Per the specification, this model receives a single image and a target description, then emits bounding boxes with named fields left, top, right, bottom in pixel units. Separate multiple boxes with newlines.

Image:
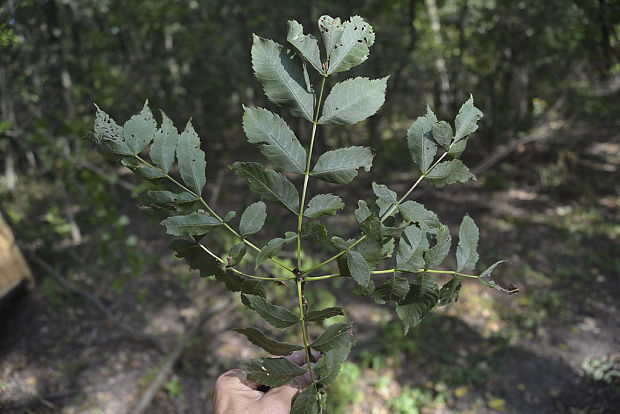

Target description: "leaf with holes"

left=150, top=111, right=178, bottom=172
left=324, top=16, right=375, bottom=75
left=122, top=101, right=156, bottom=155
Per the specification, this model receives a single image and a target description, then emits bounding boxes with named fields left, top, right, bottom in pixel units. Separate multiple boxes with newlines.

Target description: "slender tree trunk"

left=425, top=0, right=451, bottom=116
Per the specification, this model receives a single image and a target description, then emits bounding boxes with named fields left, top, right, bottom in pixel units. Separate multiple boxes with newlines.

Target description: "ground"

left=0, top=122, right=618, bottom=413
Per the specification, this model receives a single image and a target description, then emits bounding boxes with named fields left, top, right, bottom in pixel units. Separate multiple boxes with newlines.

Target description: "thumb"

left=260, top=384, right=301, bottom=412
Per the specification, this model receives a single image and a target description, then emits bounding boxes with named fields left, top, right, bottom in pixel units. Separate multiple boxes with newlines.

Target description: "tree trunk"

left=425, top=0, right=451, bottom=116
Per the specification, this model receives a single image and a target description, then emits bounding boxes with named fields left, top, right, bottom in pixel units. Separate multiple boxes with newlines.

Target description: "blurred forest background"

left=0, top=0, right=619, bottom=413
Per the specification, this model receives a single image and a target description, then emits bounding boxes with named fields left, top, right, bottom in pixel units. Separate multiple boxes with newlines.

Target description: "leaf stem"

left=297, top=279, right=318, bottom=392
left=134, top=154, right=294, bottom=273
left=297, top=75, right=328, bottom=270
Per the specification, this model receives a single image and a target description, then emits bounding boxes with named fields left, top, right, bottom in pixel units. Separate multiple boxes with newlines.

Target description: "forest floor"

left=0, top=122, right=618, bottom=414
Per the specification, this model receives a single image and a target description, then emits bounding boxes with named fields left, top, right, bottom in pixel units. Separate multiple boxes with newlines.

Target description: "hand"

left=213, top=350, right=315, bottom=414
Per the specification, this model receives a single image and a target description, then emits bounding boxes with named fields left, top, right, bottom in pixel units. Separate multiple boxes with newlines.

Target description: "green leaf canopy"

left=311, top=146, right=373, bottom=184
left=319, top=76, right=388, bottom=126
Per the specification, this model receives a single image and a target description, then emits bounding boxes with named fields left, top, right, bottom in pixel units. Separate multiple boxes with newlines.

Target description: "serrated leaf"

left=424, top=225, right=451, bottom=268
left=374, top=274, right=410, bottom=303
left=255, top=237, right=285, bottom=269
left=239, top=279, right=267, bottom=298
left=223, top=211, right=236, bottom=222
left=284, top=231, right=298, bottom=244
left=396, top=225, right=429, bottom=272
left=310, top=322, right=354, bottom=353
left=161, top=212, right=221, bottom=236
left=150, top=111, right=178, bottom=172
left=454, top=95, right=483, bottom=142
left=456, top=215, right=479, bottom=272
left=306, top=307, right=344, bottom=322
left=230, top=162, right=299, bottom=213
left=93, top=104, right=132, bottom=155
left=304, top=194, right=344, bottom=219
left=356, top=237, right=392, bottom=268
left=407, top=106, right=438, bottom=173
left=120, top=157, right=166, bottom=180
left=234, top=327, right=303, bottom=356
left=228, top=243, right=246, bottom=267
left=478, top=260, right=518, bottom=294
left=241, top=357, right=307, bottom=388
left=177, top=120, right=206, bottom=195
left=426, top=159, right=475, bottom=188
left=239, top=201, right=267, bottom=237
left=251, top=34, right=314, bottom=122
left=144, top=190, right=198, bottom=205
left=439, top=276, right=462, bottom=306
left=170, top=239, right=224, bottom=278
left=122, top=101, right=157, bottom=155
left=372, top=182, right=397, bottom=218
left=315, top=345, right=351, bottom=385
left=398, top=201, right=442, bottom=234
left=319, top=76, right=388, bottom=126
left=311, top=146, right=373, bottom=184
left=432, top=120, right=453, bottom=149
left=325, top=16, right=375, bottom=75
left=346, top=251, right=371, bottom=287
left=360, top=214, right=382, bottom=240
left=244, top=294, right=299, bottom=328
left=242, top=106, right=306, bottom=174
left=331, top=236, right=354, bottom=251
left=318, top=16, right=344, bottom=61
left=447, top=138, right=468, bottom=159
left=301, top=221, right=328, bottom=242
left=396, top=273, right=439, bottom=334
left=287, top=20, right=323, bottom=74
left=290, top=385, right=319, bottom=414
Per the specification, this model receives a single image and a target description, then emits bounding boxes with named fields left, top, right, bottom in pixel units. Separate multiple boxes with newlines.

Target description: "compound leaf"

left=239, top=201, right=267, bottom=237
left=407, top=106, right=438, bottom=173
left=319, top=77, right=388, bottom=126
left=310, top=322, right=354, bottom=353
left=241, top=357, right=307, bottom=388
left=234, top=327, right=303, bottom=355
left=122, top=101, right=157, bottom=155
left=177, top=120, right=206, bottom=195
left=242, top=106, right=306, bottom=174
left=161, top=212, right=221, bottom=237
left=311, top=146, right=373, bottom=184
left=251, top=34, right=314, bottom=122
left=255, top=237, right=285, bottom=269
left=287, top=20, right=323, bottom=74
left=324, top=16, right=375, bottom=75
left=396, top=273, right=439, bottom=334
left=150, top=111, right=178, bottom=172
left=396, top=225, right=429, bottom=273
left=304, top=194, right=344, bottom=219
left=426, top=159, right=475, bottom=188
left=230, top=162, right=299, bottom=213
left=244, top=294, right=299, bottom=328
left=456, top=215, right=479, bottom=272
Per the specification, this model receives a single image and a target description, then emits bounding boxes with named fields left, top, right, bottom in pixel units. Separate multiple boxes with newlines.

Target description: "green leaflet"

left=122, top=101, right=157, bottom=155
left=346, top=251, right=371, bottom=287
left=324, top=16, right=375, bottom=75
left=287, top=20, right=323, bottom=74
left=241, top=357, right=307, bottom=388
left=398, top=201, right=441, bottom=234
left=318, top=15, right=344, bottom=62
left=319, top=76, right=388, bottom=126
left=478, top=260, right=517, bottom=294
left=290, top=386, right=319, bottom=414
left=301, top=221, right=328, bottom=242
left=170, top=239, right=224, bottom=278
left=354, top=200, right=372, bottom=224
left=284, top=231, right=298, bottom=244
left=177, top=120, right=207, bottom=195
left=121, top=157, right=166, bottom=180
left=228, top=243, right=246, bottom=267
left=223, top=210, right=236, bottom=222
left=230, top=162, right=299, bottom=213
left=242, top=106, right=306, bottom=174
left=426, top=159, right=475, bottom=188
left=396, top=273, right=439, bottom=334
left=161, top=212, right=221, bottom=237
left=407, top=106, right=438, bottom=173
left=233, top=327, right=303, bottom=355
left=374, top=274, right=410, bottom=304
left=251, top=34, right=314, bottom=122
left=454, top=95, right=483, bottom=142
left=244, top=294, right=299, bottom=328
left=424, top=224, right=452, bottom=268
left=310, top=322, right=354, bottom=353
left=304, top=194, right=345, bottom=219
left=372, top=182, right=397, bottom=218
left=144, top=190, right=197, bottom=206
left=314, top=345, right=352, bottom=385
left=396, top=225, right=429, bottom=273
left=456, top=215, right=479, bottom=272
left=93, top=104, right=132, bottom=155
left=239, top=201, right=267, bottom=237
left=306, top=306, right=344, bottom=322
left=150, top=111, right=178, bottom=173
left=255, top=237, right=285, bottom=269
left=360, top=214, right=382, bottom=240
left=311, top=146, right=373, bottom=184
left=431, top=120, right=453, bottom=149
left=439, top=276, right=462, bottom=306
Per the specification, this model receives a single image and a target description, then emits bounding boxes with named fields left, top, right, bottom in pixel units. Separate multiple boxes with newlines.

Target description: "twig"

left=130, top=299, right=234, bottom=414
left=24, top=250, right=167, bottom=353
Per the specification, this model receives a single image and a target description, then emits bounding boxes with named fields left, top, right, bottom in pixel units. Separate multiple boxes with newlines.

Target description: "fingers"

left=285, top=349, right=321, bottom=365
left=215, top=369, right=260, bottom=391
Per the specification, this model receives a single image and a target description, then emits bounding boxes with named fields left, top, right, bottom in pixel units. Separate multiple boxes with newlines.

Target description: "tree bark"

left=425, top=0, right=451, bottom=116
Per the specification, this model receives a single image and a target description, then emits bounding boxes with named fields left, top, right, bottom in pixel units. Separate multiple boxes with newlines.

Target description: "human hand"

left=213, top=350, right=316, bottom=414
